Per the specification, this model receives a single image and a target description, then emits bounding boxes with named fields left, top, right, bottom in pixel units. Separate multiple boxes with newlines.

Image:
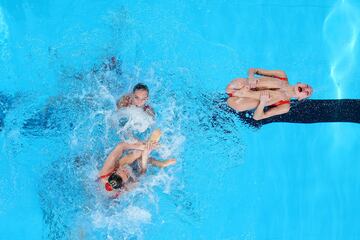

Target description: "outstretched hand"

left=260, top=91, right=271, bottom=104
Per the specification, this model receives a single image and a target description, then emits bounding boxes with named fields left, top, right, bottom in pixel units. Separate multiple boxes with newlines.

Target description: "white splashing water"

left=91, top=206, right=152, bottom=229
left=113, top=106, right=155, bottom=135
left=65, top=63, right=185, bottom=239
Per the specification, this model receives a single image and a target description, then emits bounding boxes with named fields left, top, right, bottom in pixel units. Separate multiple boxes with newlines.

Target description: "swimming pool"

left=1, top=0, right=360, bottom=239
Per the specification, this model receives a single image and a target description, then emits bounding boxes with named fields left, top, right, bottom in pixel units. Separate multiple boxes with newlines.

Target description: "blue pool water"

left=1, top=0, right=360, bottom=239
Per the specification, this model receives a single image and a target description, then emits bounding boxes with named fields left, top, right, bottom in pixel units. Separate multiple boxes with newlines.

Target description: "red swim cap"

left=105, top=182, right=113, bottom=191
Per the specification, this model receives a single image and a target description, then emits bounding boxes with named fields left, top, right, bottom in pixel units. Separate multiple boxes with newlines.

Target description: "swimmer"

left=98, top=130, right=176, bottom=198
left=226, top=68, right=313, bottom=120
left=117, top=83, right=155, bottom=119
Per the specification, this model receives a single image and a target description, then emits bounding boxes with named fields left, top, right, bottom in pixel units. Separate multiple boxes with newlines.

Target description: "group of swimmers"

left=98, top=84, right=176, bottom=198
left=98, top=68, right=313, bottom=197
left=226, top=68, right=312, bottom=120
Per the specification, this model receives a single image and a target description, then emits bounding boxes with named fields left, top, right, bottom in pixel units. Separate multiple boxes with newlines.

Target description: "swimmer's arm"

left=253, top=103, right=290, bottom=121
left=149, top=158, right=176, bottom=168
left=145, top=106, right=156, bottom=119
left=248, top=68, right=287, bottom=79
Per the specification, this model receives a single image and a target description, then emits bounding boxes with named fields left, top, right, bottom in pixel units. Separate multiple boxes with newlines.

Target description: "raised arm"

left=253, top=92, right=290, bottom=120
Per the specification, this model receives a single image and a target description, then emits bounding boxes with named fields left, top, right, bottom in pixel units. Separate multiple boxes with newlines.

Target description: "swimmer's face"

left=295, top=83, right=313, bottom=100
left=132, top=89, right=149, bottom=107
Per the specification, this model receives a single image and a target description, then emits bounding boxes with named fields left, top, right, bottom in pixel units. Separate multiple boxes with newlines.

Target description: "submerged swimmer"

left=226, top=68, right=313, bottom=120
left=97, top=130, right=176, bottom=198
left=117, top=83, right=155, bottom=119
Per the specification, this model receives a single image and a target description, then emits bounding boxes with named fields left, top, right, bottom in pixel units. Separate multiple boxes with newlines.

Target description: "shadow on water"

left=210, top=94, right=360, bottom=129
left=39, top=156, right=88, bottom=240
left=0, top=93, right=12, bottom=131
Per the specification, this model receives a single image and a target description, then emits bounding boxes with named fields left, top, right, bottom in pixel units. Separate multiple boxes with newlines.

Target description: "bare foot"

left=164, top=158, right=176, bottom=167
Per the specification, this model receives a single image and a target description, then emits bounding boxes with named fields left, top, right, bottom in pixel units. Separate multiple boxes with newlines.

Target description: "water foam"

left=114, top=106, right=155, bottom=135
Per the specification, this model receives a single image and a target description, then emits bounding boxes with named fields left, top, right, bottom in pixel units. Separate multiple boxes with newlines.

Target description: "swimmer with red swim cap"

left=226, top=68, right=313, bottom=120
left=97, top=129, right=176, bottom=198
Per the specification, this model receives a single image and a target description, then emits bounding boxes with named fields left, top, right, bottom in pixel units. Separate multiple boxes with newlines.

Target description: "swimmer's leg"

left=251, top=68, right=287, bottom=78
left=226, top=78, right=248, bottom=94
left=227, top=97, right=259, bottom=112
left=149, top=158, right=176, bottom=168
left=119, top=150, right=142, bottom=166
left=139, top=131, right=162, bottom=173
left=99, top=142, right=128, bottom=176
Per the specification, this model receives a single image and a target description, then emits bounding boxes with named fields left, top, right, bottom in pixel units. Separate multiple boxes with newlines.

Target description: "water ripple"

left=0, top=7, right=10, bottom=60
left=323, top=0, right=360, bottom=98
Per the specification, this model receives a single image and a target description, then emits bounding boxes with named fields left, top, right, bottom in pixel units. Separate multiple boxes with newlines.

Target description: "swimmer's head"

left=295, top=83, right=313, bottom=100
left=105, top=173, right=123, bottom=191
left=132, top=83, right=149, bottom=107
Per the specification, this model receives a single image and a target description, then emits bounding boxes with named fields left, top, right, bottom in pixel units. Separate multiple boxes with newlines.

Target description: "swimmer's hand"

left=247, top=78, right=258, bottom=89
left=259, top=91, right=271, bottom=104
left=145, top=141, right=159, bottom=152
left=248, top=68, right=256, bottom=79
